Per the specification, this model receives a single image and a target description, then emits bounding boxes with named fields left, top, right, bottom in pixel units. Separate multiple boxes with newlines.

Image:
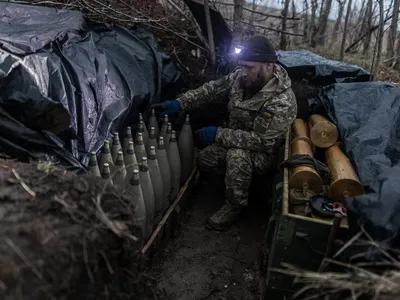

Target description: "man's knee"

left=197, top=145, right=226, bottom=172
left=226, top=148, right=252, bottom=170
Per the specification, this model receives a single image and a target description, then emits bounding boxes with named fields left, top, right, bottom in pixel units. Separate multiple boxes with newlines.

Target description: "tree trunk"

left=280, top=0, right=291, bottom=50
left=332, top=0, right=345, bottom=44
left=250, top=0, right=257, bottom=25
left=362, top=0, right=373, bottom=55
left=347, top=0, right=361, bottom=48
left=371, top=0, right=385, bottom=80
left=203, top=0, right=216, bottom=66
left=232, top=0, right=243, bottom=49
left=315, top=0, right=333, bottom=46
left=309, top=0, right=318, bottom=46
left=394, top=36, right=400, bottom=69
left=291, top=0, right=299, bottom=45
left=346, top=13, right=393, bottom=53
left=387, top=0, right=400, bottom=63
left=340, top=0, right=352, bottom=60
left=303, top=0, right=309, bottom=42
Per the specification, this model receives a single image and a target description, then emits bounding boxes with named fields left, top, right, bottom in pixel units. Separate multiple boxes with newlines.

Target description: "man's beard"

left=243, top=69, right=269, bottom=98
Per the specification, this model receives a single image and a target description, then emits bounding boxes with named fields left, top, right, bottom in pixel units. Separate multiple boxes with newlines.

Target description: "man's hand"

left=151, top=100, right=181, bottom=115
left=195, top=126, right=217, bottom=146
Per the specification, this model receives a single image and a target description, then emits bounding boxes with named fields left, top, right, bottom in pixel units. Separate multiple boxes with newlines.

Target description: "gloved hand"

left=195, top=126, right=217, bottom=146
left=151, top=100, right=181, bottom=115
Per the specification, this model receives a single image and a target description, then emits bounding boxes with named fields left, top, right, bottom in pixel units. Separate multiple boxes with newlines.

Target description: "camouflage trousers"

left=197, top=144, right=273, bottom=207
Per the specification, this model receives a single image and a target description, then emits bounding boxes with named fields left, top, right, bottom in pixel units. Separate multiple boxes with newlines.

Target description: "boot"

left=206, top=201, right=242, bottom=231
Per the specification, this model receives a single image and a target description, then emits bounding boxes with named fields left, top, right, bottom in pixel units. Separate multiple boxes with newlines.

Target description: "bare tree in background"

left=315, top=0, right=333, bottom=46
left=362, top=0, right=373, bottom=55
left=387, top=0, right=400, bottom=64
left=232, top=0, right=244, bottom=48
left=204, top=0, right=216, bottom=66
left=280, top=0, right=291, bottom=49
left=291, top=0, right=300, bottom=44
left=309, top=0, right=318, bottom=45
left=340, top=0, right=352, bottom=60
left=371, top=0, right=385, bottom=80
left=250, top=0, right=257, bottom=25
left=303, top=0, right=309, bottom=42
left=395, top=35, right=400, bottom=69
left=331, top=0, right=346, bottom=44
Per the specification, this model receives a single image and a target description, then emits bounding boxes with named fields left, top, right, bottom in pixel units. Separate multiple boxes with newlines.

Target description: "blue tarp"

left=314, top=81, right=400, bottom=246
left=277, top=49, right=371, bottom=84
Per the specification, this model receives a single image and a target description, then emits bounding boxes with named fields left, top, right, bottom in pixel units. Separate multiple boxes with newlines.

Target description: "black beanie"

left=237, top=35, right=277, bottom=63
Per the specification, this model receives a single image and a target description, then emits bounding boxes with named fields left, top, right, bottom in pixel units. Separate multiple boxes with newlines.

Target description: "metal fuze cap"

left=237, top=35, right=277, bottom=63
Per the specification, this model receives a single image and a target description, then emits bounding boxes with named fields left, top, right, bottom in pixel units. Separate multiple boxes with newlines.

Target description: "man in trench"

left=153, top=35, right=297, bottom=231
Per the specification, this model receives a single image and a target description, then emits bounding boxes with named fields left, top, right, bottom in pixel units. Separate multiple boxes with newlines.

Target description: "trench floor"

left=151, top=183, right=269, bottom=300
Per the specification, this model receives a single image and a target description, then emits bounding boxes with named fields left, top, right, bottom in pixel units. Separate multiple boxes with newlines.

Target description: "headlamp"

left=234, top=47, right=242, bottom=54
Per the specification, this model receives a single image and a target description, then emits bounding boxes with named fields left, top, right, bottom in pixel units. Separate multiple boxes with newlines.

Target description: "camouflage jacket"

left=177, top=64, right=297, bottom=152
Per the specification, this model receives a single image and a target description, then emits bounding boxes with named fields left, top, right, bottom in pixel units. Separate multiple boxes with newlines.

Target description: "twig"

left=214, top=1, right=300, bottom=19
left=173, top=48, right=193, bottom=74
left=82, top=234, right=95, bottom=283
left=5, top=237, right=44, bottom=281
left=141, top=167, right=198, bottom=254
left=92, top=180, right=138, bottom=242
left=226, top=18, right=304, bottom=36
left=12, top=168, right=36, bottom=198
left=7, top=0, right=80, bottom=8
left=164, top=0, right=210, bottom=50
left=100, top=250, right=115, bottom=275
left=146, top=23, right=208, bottom=51
left=333, top=231, right=363, bottom=258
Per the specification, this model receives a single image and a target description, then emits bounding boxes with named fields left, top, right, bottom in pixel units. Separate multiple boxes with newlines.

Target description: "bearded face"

left=238, top=60, right=274, bottom=95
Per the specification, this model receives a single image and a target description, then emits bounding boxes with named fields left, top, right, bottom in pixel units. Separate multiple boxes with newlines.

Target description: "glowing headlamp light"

left=234, top=47, right=242, bottom=54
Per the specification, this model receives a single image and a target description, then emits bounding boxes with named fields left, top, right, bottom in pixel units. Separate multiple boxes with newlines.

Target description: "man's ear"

left=266, top=62, right=274, bottom=72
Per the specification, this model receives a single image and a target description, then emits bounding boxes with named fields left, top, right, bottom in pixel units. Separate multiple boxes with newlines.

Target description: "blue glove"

left=151, top=100, right=181, bottom=115
left=195, top=126, right=217, bottom=145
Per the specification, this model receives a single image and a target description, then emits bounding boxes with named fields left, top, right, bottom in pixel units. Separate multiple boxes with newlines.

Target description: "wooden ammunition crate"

left=259, top=131, right=350, bottom=300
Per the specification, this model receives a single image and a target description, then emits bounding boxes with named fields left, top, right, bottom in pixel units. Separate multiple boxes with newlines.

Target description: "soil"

left=0, top=160, right=157, bottom=300
left=152, top=182, right=269, bottom=300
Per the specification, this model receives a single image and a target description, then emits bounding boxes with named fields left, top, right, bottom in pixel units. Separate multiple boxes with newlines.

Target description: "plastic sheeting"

left=277, top=49, right=371, bottom=85
left=347, top=163, right=400, bottom=248
left=0, top=3, right=181, bottom=169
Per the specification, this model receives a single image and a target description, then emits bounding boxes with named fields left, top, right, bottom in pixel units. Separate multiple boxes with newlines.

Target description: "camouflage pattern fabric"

left=178, top=64, right=297, bottom=207
left=197, top=144, right=274, bottom=206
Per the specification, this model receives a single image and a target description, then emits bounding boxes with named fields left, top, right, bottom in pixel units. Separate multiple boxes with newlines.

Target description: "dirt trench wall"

left=0, top=161, right=159, bottom=300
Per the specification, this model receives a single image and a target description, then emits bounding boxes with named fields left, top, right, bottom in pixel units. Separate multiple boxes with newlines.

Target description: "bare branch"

left=239, top=19, right=304, bottom=37
left=214, top=1, right=300, bottom=20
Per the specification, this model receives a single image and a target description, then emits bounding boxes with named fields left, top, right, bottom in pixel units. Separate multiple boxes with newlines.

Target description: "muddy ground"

left=151, top=180, right=271, bottom=300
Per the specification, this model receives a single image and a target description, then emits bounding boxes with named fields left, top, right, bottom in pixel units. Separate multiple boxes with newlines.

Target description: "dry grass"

left=271, top=230, right=400, bottom=300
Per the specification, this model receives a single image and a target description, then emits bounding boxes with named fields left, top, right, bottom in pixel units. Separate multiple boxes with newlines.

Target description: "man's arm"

left=215, top=90, right=297, bottom=152
left=177, top=70, right=239, bottom=111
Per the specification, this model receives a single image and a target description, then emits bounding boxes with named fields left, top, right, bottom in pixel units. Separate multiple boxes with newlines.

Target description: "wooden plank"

left=141, top=166, right=199, bottom=255
left=283, top=130, right=290, bottom=216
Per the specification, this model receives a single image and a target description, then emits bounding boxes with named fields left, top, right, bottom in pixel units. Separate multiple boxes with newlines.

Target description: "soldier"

left=152, top=35, right=297, bottom=231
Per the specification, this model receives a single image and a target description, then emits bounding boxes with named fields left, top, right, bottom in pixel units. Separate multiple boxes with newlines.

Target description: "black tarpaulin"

left=0, top=3, right=181, bottom=169
left=183, top=0, right=232, bottom=53
left=347, top=162, right=400, bottom=248
left=277, top=49, right=371, bottom=85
